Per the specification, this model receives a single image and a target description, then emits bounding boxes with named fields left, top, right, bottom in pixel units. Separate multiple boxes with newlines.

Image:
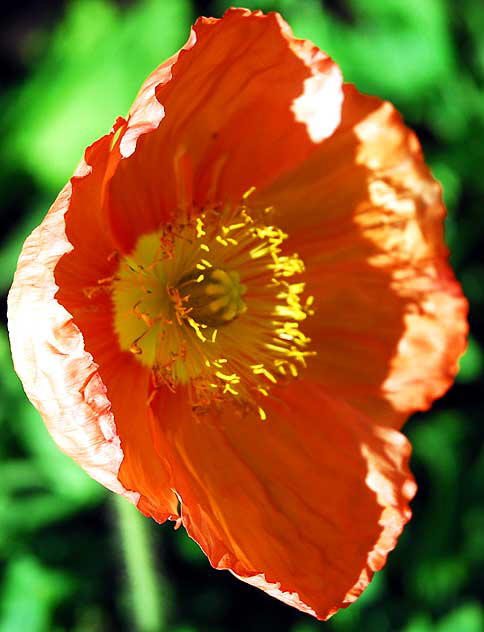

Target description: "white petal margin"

left=7, top=166, right=139, bottom=506
left=231, top=571, right=318, bottom=617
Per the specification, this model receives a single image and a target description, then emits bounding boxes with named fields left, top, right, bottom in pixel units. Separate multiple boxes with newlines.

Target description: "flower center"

left=177, top=267, right=247, bottom=327
left=105, top=201, right=314, bottom=417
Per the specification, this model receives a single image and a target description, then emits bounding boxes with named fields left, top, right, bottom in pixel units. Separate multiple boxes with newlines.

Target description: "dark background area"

left=1, top=1, right=483, bottom=631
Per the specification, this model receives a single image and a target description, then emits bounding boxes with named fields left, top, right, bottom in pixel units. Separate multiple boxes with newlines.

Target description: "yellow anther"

left=249, top=244, right=270, bottom=259
left=111, top=199, right=314, bottom=411
left=242, top=186, right=256, bottom=199
left=215, top=371, right=240, bottom=383
left=195, top=217, right=206, bottom=238
left=187, top=317, right=207, bottom=342
left=251, top=365, right=277, bottom=383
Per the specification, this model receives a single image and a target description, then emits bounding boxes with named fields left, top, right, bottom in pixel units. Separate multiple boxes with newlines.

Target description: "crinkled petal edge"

left=7, top=127, right=139, bottom=506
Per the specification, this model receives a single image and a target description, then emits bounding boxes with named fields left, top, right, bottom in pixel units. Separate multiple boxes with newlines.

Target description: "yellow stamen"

left=196, top=217, right=206, bottom=238
left=258, top=406, right=267, bottom=421
left=106, top=199, right=315, bottom=415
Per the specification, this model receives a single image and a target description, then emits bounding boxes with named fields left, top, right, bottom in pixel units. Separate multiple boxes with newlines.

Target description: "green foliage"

left=291, top=622, right=319, bottom=632
left=114, top=496, right=169, bottom=632
left=249, top=0, right=456, bottom=107
left=0, top=556, right=72, bottom=632
left=457, top=336, right=484, bottom=383
left=4, top=0, right=192, bottom=191
left=437, top=603, right=484, bottom=632
left=0, top=328, right=103, bottom=519
left=174, top=530, right=206, bottom=565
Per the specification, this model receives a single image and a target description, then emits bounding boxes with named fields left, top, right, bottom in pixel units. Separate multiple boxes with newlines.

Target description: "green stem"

left=114, top=494, right=167, bottom=632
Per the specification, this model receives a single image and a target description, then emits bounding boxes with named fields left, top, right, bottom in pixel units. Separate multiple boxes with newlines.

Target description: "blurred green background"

left=1, top=0, right=483, bottom=630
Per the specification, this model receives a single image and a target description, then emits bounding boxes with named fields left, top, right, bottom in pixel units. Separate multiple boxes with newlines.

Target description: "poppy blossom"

left=8, top=8, right=467, bottom=620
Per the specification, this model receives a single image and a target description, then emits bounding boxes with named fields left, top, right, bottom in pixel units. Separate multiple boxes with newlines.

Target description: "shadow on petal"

left=253, top=85, right=467, bottom=428
left=149, top=381, right=415, bottom=620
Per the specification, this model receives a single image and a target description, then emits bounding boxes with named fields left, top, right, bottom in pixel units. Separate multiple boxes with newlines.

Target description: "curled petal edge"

left=222, top=427, right=415, bottom=619
left=165, top=386, right=416, bottom=621
left=7, top=132, right=138, bottom=506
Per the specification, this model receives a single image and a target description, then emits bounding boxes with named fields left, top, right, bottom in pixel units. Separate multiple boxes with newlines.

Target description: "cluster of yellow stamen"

left=101, top=197, right=314, bottom=418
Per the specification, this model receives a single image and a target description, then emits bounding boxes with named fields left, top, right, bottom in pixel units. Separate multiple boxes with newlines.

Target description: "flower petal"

left=105, top=8, right=343, bottom=251
left=253, top=85, right=467, bottom=427
left=92, top=353, right=178, bottom=523
left=8, top=124, right=178, bottom=522
left=151, top=381, right=415, bottom=619
left=7, top=130, right=137, bottom=504
left=119, top=49, right=186, bottom=158
left=56, top=170, right=178, bottom=523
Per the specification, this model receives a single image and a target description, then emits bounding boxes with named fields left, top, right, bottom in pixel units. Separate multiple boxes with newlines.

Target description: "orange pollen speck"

left=107, top=201, right=315, bottom=414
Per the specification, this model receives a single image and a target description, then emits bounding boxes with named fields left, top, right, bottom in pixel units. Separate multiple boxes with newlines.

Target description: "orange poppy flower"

left=8, top=8, right=467, bottom=620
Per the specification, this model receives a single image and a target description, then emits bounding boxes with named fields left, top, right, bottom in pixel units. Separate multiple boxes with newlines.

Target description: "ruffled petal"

left=119, top=49, right=185, bottom=158
left=105, top=8, right=343, bottom=251
left=253, top=85, right=467, bottom=427
left=7, top=131, right=137, bottom=504
left=151, top=381, right=415, bottom=620
left=9, top=123, right=178, bottom=522
left=91, top=353, right=178, bottom=523
left=55, top=151, right=178, bottom=523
